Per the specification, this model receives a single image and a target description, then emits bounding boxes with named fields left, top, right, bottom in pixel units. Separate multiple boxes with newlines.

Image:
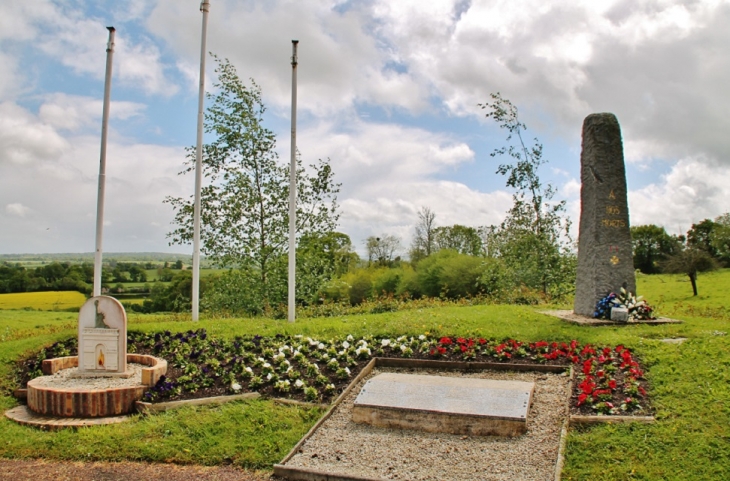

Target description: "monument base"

left=352, top=373, right=534, bottom=437
left=70, top=369, right=134, bottom=379
left=540, top=309, right=682, bottom=326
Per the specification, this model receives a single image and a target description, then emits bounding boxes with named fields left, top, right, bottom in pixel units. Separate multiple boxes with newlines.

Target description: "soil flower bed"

left=15, top=330, right=650, bottom=416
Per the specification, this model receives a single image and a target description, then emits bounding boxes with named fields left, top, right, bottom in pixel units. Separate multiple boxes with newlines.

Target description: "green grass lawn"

left=143, top=267, right=219, bottom=281
left=0, top=271, right=728, bottom=479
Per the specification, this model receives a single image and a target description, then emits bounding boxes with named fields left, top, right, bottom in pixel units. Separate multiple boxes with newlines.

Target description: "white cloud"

left=39, top=93, right=145, bottom=132
left=147, top=0, right=428, bottom=115
left=0, top=102, right=69, bottom=165
left=297, top=118, right=510, bottom=249
left=0, top=101, right=189, bottom=252
left=629, top=157, right=730, bottom=235
left=0, top=1, right=56, bottom=42
left=115, top=36, right=180, bottom=97
left=367, top=0, right=730, bottom=167
left=5, top=203, right=31, bottom=217
left=5, top=2, right=181, bottom=97
left=111, top=0, right=152, bottom=23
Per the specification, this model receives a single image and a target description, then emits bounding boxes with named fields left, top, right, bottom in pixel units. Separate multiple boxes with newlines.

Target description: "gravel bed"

left=284, top=367, right=570, bottom=481
left=30, top=364, right=144, bottom=390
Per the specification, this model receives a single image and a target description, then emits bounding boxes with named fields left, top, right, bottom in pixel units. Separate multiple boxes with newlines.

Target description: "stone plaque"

left=77, top=296, right=127, bottom=375
left=352, top=373, right=534, bottom=436
left=574, top=113, right=636, bottom=317
left=610, top=306, right=629, bottom=323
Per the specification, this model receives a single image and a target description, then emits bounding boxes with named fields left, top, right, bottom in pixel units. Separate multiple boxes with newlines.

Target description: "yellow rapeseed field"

left=0, top=291, right=87, bottom=311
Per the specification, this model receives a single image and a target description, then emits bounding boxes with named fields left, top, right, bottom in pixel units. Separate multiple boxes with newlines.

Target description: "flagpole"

left=287, top=40, right=299, bottom=323
left=192, top=0, right=210, bottom=321
left=93, top=26, right=116, bottom=297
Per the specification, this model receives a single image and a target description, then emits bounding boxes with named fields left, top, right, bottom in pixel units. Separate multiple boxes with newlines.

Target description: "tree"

left=136, top=271, right=206, bottom=313
left=479, top=93, right=573, bottom=295
left=366, top=235, right=402, bottom=267
left=661, top=247, right=718, bottom=296
left=631, top=225, right=681, bottom=274
left=165, top=56, right=340, bottom=310
left=686, top=219, right=719, bottom=258
left=433, top=225, right=483, bottom=256
left=295, top=232, right=358, bottom=305
left=409, top=207, right=437, bottom=262
left=710, top=213, right=730, bottom=266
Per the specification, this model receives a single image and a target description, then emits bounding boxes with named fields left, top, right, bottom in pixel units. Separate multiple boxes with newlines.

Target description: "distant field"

left=0, top=291, right=87, bottom=311
left=143, top=267, right=219, bottom=281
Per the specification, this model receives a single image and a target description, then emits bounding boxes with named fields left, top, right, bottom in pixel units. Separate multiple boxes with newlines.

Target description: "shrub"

left=415, top=250, right=484, bottom=299
left=344, top=270, right=373, bottom=305
left=371, top=267, right=405, bottom=297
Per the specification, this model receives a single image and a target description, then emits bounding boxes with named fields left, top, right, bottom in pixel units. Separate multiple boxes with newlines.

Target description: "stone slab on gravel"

left=352, top=373, right=533, bottom=436
left=282, top=367, right=571, bottom=481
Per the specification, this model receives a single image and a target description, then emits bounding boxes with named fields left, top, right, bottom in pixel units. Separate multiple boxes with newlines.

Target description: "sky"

left=1, top=0, right=729, bottom=258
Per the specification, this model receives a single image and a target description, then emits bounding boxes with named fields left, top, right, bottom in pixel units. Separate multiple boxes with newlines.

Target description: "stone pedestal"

left=352, top=373, right=534, bottom=436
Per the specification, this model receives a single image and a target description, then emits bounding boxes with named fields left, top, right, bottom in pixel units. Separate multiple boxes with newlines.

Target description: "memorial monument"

left=574, top=113, right=636, bottom=317
left=6, top=295, right=167, bottom=425
left=77, top=295, right=129, bottom=376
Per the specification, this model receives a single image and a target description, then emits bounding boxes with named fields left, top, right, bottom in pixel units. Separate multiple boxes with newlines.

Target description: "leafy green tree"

left=128, top=265, right=147, bottom=282
left=433, top=224, right=483, bottom=256
left=166, top=56, right=339, bottom=311
left=295, top=232, right=358, bottom=305
left=710, top=213, right=730, bottom=266
left=41, top=262, right=66, bottom=283
left=134, top=271, right=207, bottom=313
left=479, top=93, right=573, bottom=295
left=687, top=219, right=719, bottom=258
left=661, top=247, right=718, bottom=296
left=409, top=207, right=437, bottom=262
left=631, top=225, right=682, bottom=274
left=112, top=266, right=130, bottom=283
left=157, top=268, right=174, bottom=282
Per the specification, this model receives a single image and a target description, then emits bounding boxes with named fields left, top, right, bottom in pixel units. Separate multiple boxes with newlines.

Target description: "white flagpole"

left=287, top=40, right=299, bottom=323
left=93, top=27, right=116, bottom=297
left=192, top=0, right=210, bottom=321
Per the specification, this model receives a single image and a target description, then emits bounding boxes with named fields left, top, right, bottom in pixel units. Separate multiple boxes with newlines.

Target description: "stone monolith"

left=574, top=113, right=636, bottom=317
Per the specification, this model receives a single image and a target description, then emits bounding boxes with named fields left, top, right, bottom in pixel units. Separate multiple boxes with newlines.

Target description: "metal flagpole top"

left=200, top=0, right=210, bottom=12
left=106, top=27, right=115, bottom=51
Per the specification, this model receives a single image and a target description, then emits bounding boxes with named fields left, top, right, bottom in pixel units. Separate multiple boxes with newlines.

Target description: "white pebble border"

left=284, top=367, right=571, bottom=481
left=30, top=364, right=144, bottom=390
